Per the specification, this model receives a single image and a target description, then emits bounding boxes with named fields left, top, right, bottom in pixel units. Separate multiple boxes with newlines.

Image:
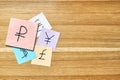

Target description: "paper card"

left=37, top=28, right=60, bottom=50
left=13, top=48, right=36, bottom=64
left=31, top=46, right=52, bottom=67
left=29, top=12, right=52, bottom=37
left=6, top=18, right=38, bottom=50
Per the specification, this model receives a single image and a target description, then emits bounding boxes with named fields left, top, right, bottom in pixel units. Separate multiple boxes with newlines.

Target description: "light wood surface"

left=0, top=0, right=120, bottom=80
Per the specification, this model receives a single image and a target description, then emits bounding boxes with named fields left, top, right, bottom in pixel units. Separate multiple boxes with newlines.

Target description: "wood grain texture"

left=0, top=0, right=120, bottom=80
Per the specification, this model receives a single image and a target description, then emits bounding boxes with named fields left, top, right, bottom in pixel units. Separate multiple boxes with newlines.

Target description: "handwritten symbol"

left=35, top=19, right=44, bottom=32
left=44, top=32, right=55, bottom=45
left=20, top=48, right=28, bottom=59
left=15, top=25, right=27, bottom=42
left=37, top=25, right=44, bottom=32
left=38, top=49, right=47, bottom=60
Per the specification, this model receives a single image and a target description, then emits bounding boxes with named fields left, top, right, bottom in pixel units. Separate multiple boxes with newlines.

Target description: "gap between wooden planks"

left=1, top=47, right=120, bottom=52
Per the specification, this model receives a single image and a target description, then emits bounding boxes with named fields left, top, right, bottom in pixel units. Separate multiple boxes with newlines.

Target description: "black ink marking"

left=39, top=49, right=47, bottom=60
left=20, top=49, right=28, bottom=59
left=37, top=26, right=44, bottom=32
left=38, top=23, right=42, bottom=27
left=44, top=32, right=55, bottom=45
left=35, top=19, right=39, bottom=22
left=34, top=19, right=44, bottom=32
left=15, top=25, right=27, bottom=42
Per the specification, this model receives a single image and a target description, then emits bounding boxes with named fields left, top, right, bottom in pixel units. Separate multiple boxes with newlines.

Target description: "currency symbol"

left=35, top=19, right=44, bottom=32
left=20, top=48, right=28, bottom=59
left=15, top=25, right=27, bottom=42
left=44, top=32, right=55, bottom=45
left=39, top=49, right=47, bottom=60
left=37, top=23, right=44, bottom=32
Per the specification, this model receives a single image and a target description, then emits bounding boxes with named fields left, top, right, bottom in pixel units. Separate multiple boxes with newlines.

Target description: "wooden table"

left=0, top=0, right=120, bottom=80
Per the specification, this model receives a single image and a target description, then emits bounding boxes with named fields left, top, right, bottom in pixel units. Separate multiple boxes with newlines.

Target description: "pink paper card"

left=31, top=46, right=52, bottom=67
left=6, top=18, right=38, bottom=50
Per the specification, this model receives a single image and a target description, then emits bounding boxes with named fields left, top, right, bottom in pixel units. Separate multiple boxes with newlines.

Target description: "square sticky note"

left=31, top=46, right=52, bottom=67
left=37, top=28, right=60, bottom=50
left=6, top=18, right=38, bottom=50
left=29, top=12, right=52, bottom=37
left=13, top=48, right=36, bottom=64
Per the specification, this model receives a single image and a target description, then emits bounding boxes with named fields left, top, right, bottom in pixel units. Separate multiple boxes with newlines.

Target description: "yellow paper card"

left=31, top=46, right=52, bottom=67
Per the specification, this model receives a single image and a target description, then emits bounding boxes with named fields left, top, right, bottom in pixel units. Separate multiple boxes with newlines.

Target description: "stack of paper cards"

left=5, top=12, right=60, bottom=67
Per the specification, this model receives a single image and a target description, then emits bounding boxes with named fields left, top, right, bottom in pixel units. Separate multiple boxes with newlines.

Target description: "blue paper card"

left=13, top=48, right=36, bottom=64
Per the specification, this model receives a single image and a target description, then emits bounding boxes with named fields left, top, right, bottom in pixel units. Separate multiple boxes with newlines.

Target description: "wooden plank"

left=0, top=75, right=119, bottom=80
left=0, top=2, right=120, bottom=25
left=0, top=0, right=120, bottom=1
left=1, top=25, right=120, bottom=48
left=0, top=52, right=120, bottom=76
left=1, top=14, right=120, bottom=25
